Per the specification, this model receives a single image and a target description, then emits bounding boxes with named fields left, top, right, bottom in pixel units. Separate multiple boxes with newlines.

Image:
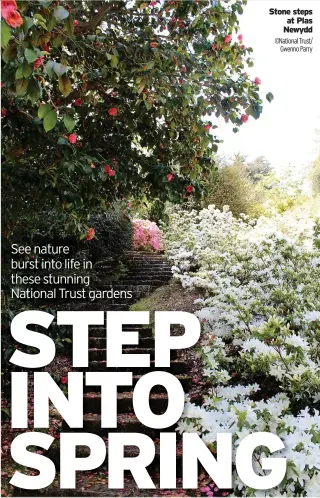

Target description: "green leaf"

left=43, top=110, right=57, bottom=132
left=27, top=78, right=41, bottom=103
left=58, top=137, right=68, bottom=145
left=15, top=66, right=24, bottom=80
left=110, top=55, right=118, bottom=68
left=143, top=61, right=155, bottom=71
left=24, top=48, right=38, bottom=63
left=266, top=92, right=274, bottom=103
left=15, top=78, right=29, bottom=97
left=53, top=62, right=68, bottom=76
left=23, top=17, right=34, bottom=35
left=38, top=103, right=52, bottom=119
left=58, top=75, right=72, bottom=97
left=44, top=60, right=55, bottom=78
left=1, top=21, right=11, bottom=48
left=2, top=43, right=17, bottom=63
left=34, top=13, right=47, bottom=23
left=64, top=15, right=74, bottom=36
left=63, top=114, right=76, bottom=132
left=53, top=6, right=69, bottom=21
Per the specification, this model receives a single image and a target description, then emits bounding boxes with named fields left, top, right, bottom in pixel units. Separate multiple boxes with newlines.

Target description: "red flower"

left=254, top=77, right=261, bottom=85
left=1, top=109, right=7, bottom=117
left=186, top=185, right=193, bottom=193
left=1, top=0, right=17, bottom=19
left=74, top=20, right=79, bottom=26
left=108, top=107, right=117, bottom=116
left=5, top=9, right=23, bottom=27
left=150, top=1, right=157, bottom=5
left=104, top=164, right=116, bottom=176
left=60, top=376, right=68, bottom=384
left=68, top=133, right=77, bottom=144
left=224, top=34, right=232, bottom=44
left=33, top=57, right=44, bottom=70
left=241, top=114, right=249, bottom=123
left=181, top=65, right=187, bottom=73
left=43, top=44, right=50, bottom=51
left=1, top=82, right=4, bottom=88
left=86, top=228, right=95, bottom=241
left=237, top=34, right=243, bottom=42
left=150, top=41, right=158, bottom=48
left=204, top=124, right=211, bottom=131
left=74, top=98, right=82, bottom=107
left=241, top=44, right=245, bottom=49
left=167, top=173, right=174, bottom=182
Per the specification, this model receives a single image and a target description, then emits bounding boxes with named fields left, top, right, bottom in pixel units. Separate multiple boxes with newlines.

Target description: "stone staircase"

left=92, top=250, right=173, bottom=309
left=48, top=251, right=202, bottom=494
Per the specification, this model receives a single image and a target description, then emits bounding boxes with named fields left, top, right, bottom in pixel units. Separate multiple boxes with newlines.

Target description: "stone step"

left=84, top=375, right=193, bottom=393
left=90, top=326, right=153, bottom=338
left=83, top=392, right=166, bottom=414
left=76, top=360, right=187, bottom=375
left=83, top=392, right=202, bottom=414
left=65, top=413, right=176, bottom=438
left=88, top=348, right=179, bottom=362
left=117, top=278, right=170, bottom=286
left=89, top=336, right=154, bottom=349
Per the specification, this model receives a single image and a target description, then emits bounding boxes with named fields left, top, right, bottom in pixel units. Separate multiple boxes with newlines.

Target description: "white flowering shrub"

left=164, top=205, right=320, bottom=496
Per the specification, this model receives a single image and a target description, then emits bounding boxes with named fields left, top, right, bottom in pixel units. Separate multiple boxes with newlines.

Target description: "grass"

left=129, top=279, right=201, bottom=329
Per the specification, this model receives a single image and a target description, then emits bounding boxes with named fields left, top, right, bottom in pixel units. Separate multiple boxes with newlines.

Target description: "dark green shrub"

left=88, top=206, right=133, bottom=263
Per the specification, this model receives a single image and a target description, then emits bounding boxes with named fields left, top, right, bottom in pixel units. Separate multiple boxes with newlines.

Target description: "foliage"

left=132, top=219, right=163, bottom=252
left=311, top=155, right=320, bottom=196
left=245, top=155, right=271, bottom=183
left=202, top=162, right=260, bottom=216
left=1, top=0, right=271, bottom=240
left=88, top=204, right=132, bottom=262
left=164, top=205, right=320, bottom=496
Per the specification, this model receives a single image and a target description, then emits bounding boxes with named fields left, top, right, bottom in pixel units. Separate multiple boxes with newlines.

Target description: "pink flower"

left=254, top=77, right=261, bottom=85
left=150, top=1, right=157, bottom=5
left=108, top=107, right=117, bottom=116
left=74, top=98, right=82, bottom=107
left=74, top=20, right=79, bottom=26
left=241, top=44, right=245, bottom=49
left=1, top=0, right=17, bottom=19
left=200, top=487, right=211, bottom=493
left=5, top=9, right=23, bottom=27
left=241, top=114, right=249, bottom=123
left=186, top=185, right=193, bottom=193
left=237, top=34, right=243, bottom=42
left=33, top=57, right=44, bottom=70
left=167, top=173, right=174, bottom=182
left=181, top=65, right=187, bottom=73
left=68, top=133, right=77, bottom=144
left=224, top=34, right=232, bottom=44
left=132, top=220, right=163, bottom=251
left=60, top=376, right=68, bottom=384
left=86, top=228, right=95, bottom=241
left=104, top=164, right=116, bottom=176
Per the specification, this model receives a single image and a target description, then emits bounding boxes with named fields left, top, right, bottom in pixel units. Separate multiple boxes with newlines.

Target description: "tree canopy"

left=1, top=0, right=273, bottom=239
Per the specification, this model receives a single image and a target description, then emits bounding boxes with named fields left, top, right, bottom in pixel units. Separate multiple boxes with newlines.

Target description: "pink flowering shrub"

left=132, top=220, right=163, bottom=252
